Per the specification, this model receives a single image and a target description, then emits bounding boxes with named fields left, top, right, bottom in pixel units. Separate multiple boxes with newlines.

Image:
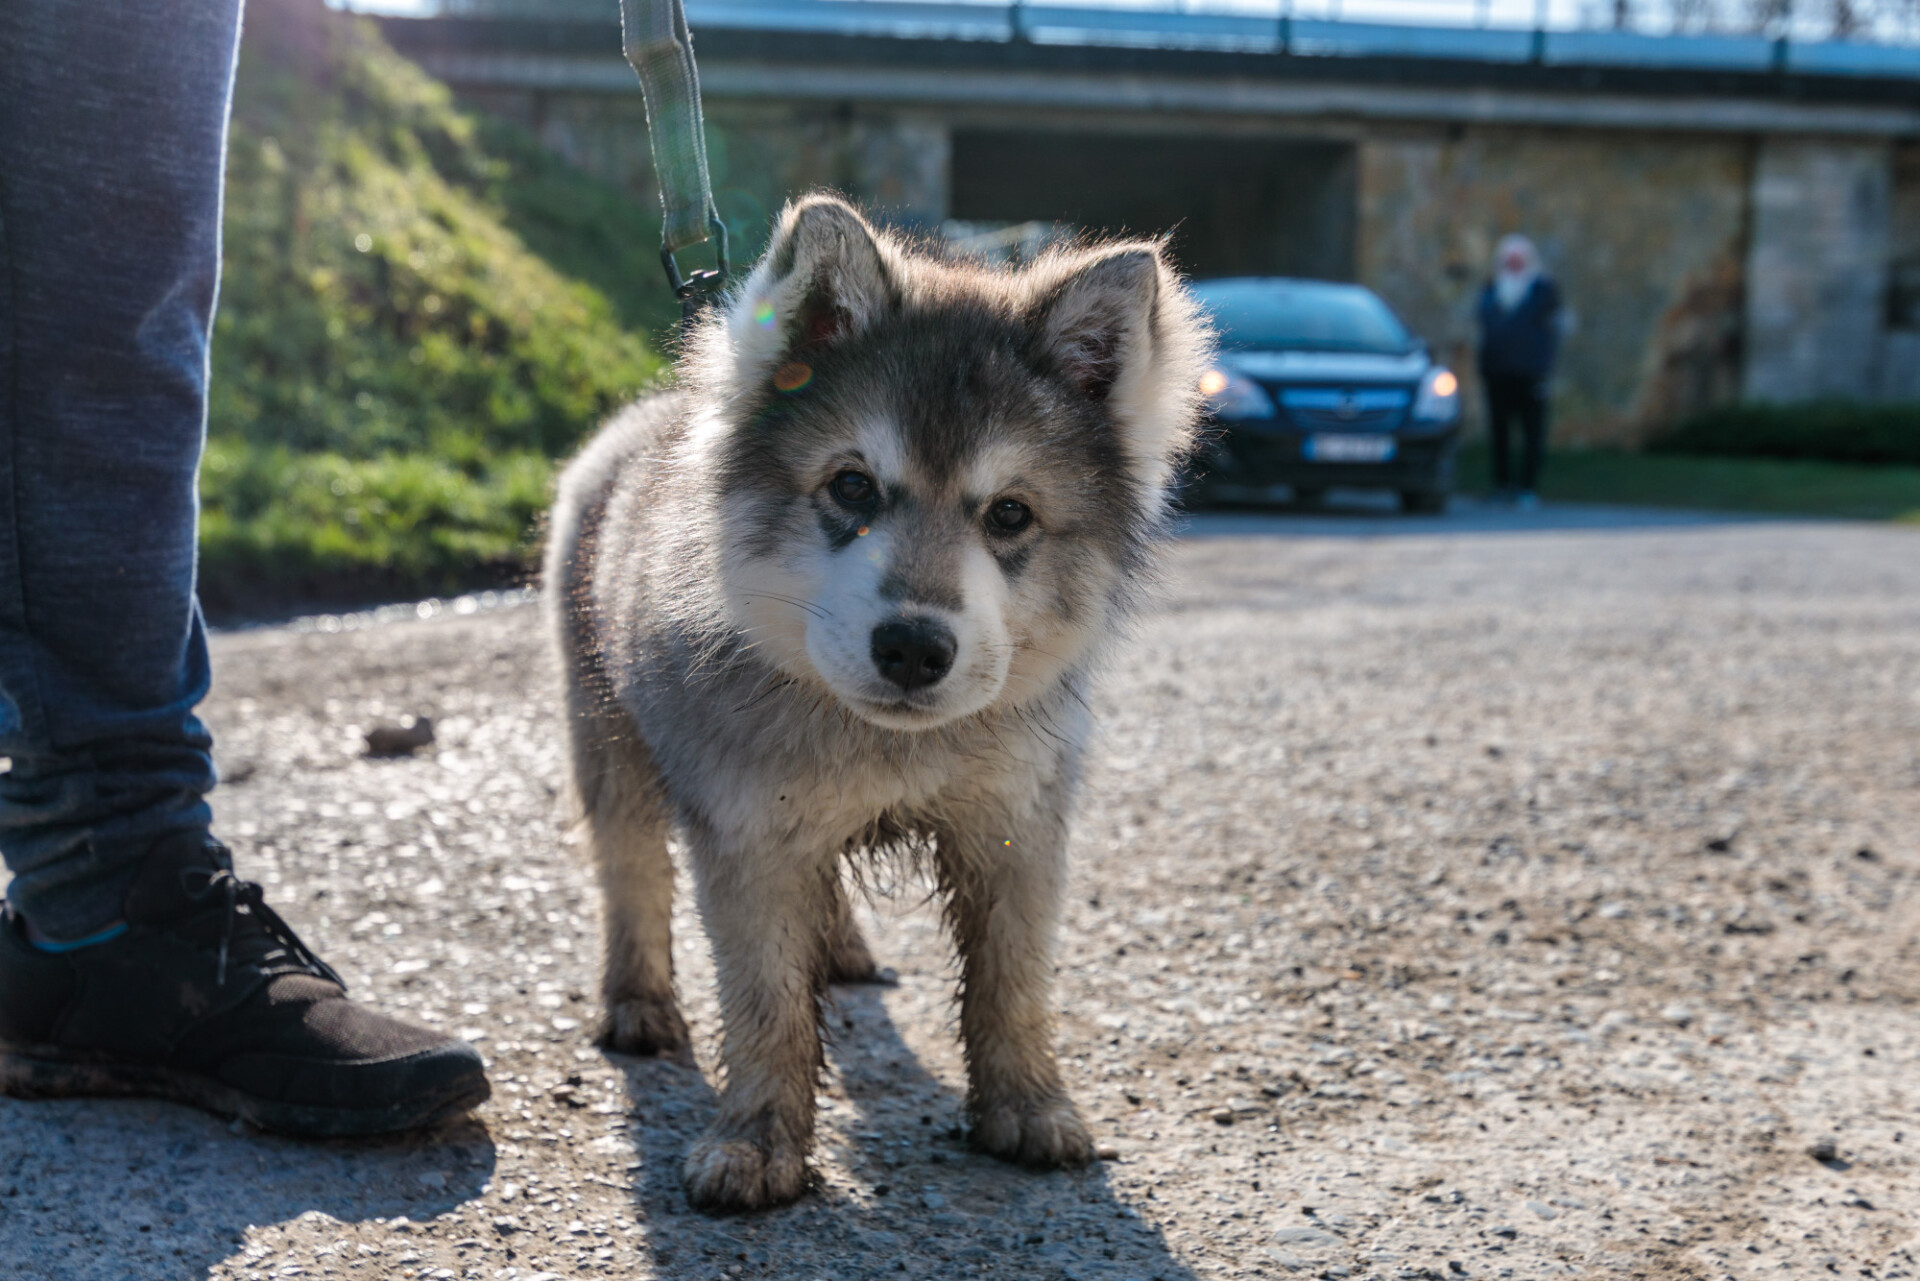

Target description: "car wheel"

left=1399, top=489, right=1448, bottom=515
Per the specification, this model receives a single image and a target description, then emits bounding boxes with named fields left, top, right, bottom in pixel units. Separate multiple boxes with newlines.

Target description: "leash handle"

left=620, top=0, right=728, bottom=322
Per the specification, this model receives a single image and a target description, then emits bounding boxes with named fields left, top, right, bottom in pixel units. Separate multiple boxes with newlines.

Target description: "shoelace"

left=180, top=867, right=346, bottom=990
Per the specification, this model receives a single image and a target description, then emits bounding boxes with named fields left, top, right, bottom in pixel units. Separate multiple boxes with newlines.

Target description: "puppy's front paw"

left=683, top=1130, right=809, bottom=1212
left=598, top=995, right=692, bottom=1063
left=972, top=1094, right=1095, bottom=1169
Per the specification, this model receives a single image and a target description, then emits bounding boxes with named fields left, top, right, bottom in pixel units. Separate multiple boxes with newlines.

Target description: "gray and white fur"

left=544, top=194, right=1210, bottom=1212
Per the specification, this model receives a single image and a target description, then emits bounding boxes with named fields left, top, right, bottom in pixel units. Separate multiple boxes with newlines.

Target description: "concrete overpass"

left=385, top=1, right=1920, bottom=441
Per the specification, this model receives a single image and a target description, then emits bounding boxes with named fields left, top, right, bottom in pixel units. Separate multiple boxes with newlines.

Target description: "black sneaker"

left=0, top=834, right=488, bottom=1137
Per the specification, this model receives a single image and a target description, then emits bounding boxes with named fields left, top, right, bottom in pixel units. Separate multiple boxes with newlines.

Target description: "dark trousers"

left=1483, top=374, right=1548, bottom=493
left=0, top=0, right=245, bottom=937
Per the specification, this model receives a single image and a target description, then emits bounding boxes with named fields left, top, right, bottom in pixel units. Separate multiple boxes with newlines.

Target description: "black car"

left=1188, top=278, right=1463, bottom=513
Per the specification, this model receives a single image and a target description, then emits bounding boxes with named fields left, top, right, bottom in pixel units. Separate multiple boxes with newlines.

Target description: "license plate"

left=1305, top=433, right=1396, bottom=463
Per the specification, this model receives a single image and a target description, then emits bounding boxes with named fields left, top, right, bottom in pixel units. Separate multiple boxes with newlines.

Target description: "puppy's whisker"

left=748, top=590, right=832, bottom=621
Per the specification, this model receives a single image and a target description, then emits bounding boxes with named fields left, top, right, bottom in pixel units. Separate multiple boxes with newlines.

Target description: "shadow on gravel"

left=613, top=983, right=1199, bottom=1281
left=0, top=1100, right=494, bottom=1281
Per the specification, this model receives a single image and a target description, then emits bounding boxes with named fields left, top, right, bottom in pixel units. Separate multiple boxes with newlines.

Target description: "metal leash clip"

left=661, top=214, right=730, bottom=329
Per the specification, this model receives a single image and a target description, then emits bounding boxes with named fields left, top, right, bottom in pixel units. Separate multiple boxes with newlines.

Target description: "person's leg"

left=0, top=0, right=229, bottom=939
left=1483, top=376, right=1514, bottom=493
left=0, top=0, right=490, bottom=1136
left=1519, top=378, right=1549, bottom=495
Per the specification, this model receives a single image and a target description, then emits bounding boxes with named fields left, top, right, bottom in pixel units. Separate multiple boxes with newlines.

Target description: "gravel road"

left=6, top=508, right=1919, bottom=1281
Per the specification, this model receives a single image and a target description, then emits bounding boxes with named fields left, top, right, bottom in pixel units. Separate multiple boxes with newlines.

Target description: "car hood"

left=1223, top=349, right=1430, bottom=383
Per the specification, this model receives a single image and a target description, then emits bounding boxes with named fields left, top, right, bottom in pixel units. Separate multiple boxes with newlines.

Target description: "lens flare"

left=1198, top=368, right=1230, bottom=397
left=1431, top=369, right=1459, bottom=397
left=753, top=300, right=777, bottom=329
left=772, top=361, right=813, bottom=393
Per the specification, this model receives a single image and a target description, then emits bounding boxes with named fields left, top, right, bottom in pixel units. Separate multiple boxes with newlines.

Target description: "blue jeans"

left=0, top=0, right=245, bottom=938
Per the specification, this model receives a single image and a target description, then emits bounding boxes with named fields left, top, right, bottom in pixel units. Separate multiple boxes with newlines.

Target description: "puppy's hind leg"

left=937, top=799, right=1093, bottom=1169
left=824, top=875, right=893, bottom=985
left=574, top=713, right=690, bottom=1061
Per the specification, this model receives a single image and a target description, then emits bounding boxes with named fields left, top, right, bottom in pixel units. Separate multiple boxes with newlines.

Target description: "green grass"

left=1649, top=401, right=1920, bottom=467
left=201, top=0, right=673, bottom=615
left=1458, top=445, right=1920, bottom=522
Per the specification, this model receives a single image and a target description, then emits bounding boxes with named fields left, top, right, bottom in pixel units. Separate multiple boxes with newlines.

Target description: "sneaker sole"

left=0, top=1042, right=489, bottom=1138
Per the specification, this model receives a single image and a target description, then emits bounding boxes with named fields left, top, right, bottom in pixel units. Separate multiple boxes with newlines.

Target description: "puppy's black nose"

left=870, top=618, right=957, bottom=692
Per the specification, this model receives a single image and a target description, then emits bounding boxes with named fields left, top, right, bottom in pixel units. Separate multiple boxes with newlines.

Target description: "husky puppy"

left=545, top=194, right=1209, bottom=1212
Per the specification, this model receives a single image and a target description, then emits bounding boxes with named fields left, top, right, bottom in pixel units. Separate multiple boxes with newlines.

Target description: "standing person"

left=0, top=0, right=488, bottom=1134
left=1475, top=234, right=1563, bottom=511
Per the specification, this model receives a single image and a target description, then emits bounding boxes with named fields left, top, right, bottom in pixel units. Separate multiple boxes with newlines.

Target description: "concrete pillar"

left=1742, top=139, right=1891, bottom=403
left=849, top=116, right=950, bottom=229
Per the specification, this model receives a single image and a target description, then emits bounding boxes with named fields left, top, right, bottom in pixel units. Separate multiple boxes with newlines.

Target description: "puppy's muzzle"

left=870, top=617, right=957, bottom=692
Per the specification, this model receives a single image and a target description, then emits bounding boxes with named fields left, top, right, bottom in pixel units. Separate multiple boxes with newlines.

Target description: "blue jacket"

left=1476, top=277, right=1562, bottom=380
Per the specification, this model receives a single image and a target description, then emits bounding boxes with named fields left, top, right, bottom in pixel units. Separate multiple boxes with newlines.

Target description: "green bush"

left=202, top=0, right=673, bottom=614
left=199, top=441, right=552, bottom=615
left=1649, top=401, right=1920, bottom=467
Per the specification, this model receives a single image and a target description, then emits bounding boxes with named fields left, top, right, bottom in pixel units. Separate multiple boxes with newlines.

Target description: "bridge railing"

left=419, top=0, right=1920, bottom=72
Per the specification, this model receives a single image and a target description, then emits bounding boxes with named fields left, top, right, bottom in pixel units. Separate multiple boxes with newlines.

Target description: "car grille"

left=1277, top=387, right=1411, bottom=432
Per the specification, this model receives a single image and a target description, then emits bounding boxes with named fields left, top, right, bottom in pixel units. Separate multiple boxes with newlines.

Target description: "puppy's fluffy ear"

left=1029, top=244, right=1212, bottom=494
left=723, top=195, right=898, bottom=381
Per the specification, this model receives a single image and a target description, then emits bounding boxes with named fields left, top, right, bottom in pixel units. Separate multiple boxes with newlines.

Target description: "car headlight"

left=1411, top=367, right=1460, bottom=422
left=1199, top=367, right=1276, bottom=420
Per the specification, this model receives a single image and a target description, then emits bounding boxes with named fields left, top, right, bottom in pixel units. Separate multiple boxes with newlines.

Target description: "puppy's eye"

left=988, top=498, right=1033, bottom=534
left=829, top=470, right=876, bottom=506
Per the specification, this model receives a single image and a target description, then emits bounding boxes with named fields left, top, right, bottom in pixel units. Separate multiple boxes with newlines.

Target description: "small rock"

left=1660, top=1003, right=1694, bottom=1028
left=1272, top=1227, right=1343, bottom=1248
left=1211, top=1107, right=1235, bottom=1125
left=1524, top=1199, right=1557, bottom=1220
left=1487, top=1224, right=1518, bottom=1239
left=365, top=716, right=435, bottom=757
left=1095, top=1143, right=1121, bottom=1160
left=1809, top=1137, right=1840, bottom=1163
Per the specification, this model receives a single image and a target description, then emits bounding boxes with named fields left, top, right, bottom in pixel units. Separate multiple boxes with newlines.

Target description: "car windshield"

left=1193, top=279, right=1415, bottom=354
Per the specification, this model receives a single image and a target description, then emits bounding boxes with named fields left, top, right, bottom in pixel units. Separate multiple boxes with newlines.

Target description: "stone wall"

left=456, top=83, right=1909, bottom=444
left=1878, top=143, right=1920, bottom=401
left=461, top=87, right=947, bottom=264
left=1742, top=139, right=1892, bottom=405
left=1356, top=126, right=1754, bottom=447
